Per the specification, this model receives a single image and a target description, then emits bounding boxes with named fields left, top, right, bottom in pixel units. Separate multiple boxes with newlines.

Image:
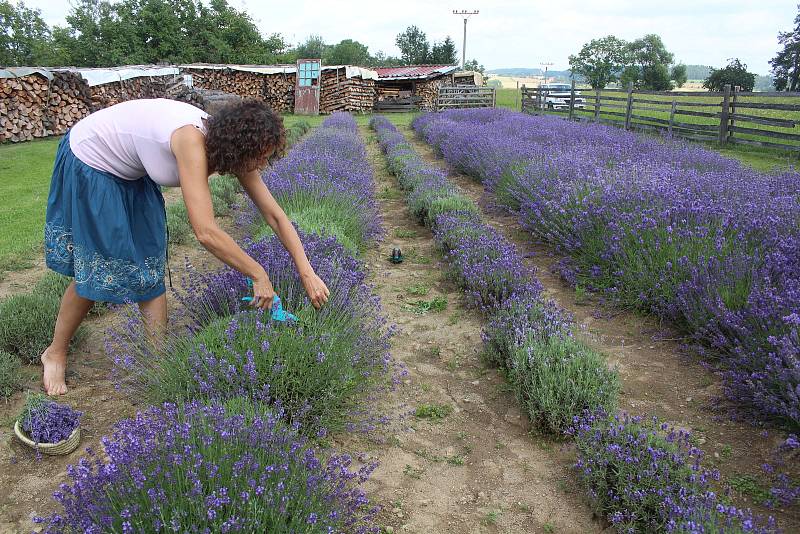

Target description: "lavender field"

left=414, top=109, right=800, bottom=433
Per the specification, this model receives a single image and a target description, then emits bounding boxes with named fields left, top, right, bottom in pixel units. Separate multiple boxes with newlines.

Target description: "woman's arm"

left=237, top=168, right=330, bottom=309
left=171, top=126, right=275, bottom=309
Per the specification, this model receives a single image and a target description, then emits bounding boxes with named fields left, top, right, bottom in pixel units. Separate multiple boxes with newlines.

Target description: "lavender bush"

left=370, top=115, right=618, bottom=434
left=414, top=109, right=800, bottom=431
left=18, top=393, right=81, bottom=444
left=36, top=400, right=378, bottom=533
left=569, top=411, right=776, bottom=533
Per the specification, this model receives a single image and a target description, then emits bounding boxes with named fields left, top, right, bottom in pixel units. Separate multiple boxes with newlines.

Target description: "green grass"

left=414, top=403, right=452, bottom=420
left=0, top=137, right=61, bottom=273
left=526, top=88, right=800, bottom=171
left=496, top=87, right=522, bottom=112
left=0, top=350, right=22, bottom=399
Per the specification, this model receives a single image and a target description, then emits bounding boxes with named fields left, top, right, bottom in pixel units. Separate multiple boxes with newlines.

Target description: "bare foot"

left=41, top=347, right=68, bottom=396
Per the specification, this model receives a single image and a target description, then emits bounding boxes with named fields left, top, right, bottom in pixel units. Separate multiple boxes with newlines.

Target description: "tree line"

left=569, top=5, right=800, bottom=92
left=0, top=0, right=472, bottom=69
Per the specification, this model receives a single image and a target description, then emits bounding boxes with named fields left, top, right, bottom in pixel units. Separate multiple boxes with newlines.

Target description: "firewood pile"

left=89, top=75, right=178, bottom=108
left=170, top=85, right=241, bottom=114
left=319, top=68, right=375, bottom=113
left=0, top=71, right=94, bottom=143
left=182, top=67, right=296, bottom=113
left=416, top=76, right=453, bottom=111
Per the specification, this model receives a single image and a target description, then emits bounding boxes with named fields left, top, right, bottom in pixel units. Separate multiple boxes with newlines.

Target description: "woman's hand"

left=301, top=271, right=330, bottom=309
left=250, top=273, right=277, bottom=310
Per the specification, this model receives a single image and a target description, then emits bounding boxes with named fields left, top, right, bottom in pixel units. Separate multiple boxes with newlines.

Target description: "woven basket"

left=13, top=421, right=81, bottom=456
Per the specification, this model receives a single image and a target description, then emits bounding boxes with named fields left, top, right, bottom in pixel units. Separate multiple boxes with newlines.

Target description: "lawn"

left=0, top=137, right=61, bottom=273
left=0, top=113, right=417, bottom=276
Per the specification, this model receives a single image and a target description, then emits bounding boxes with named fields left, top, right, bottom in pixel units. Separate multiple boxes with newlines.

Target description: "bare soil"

left=342, top=126, right=603, bottom=534
left=401, top=125, right=800, bottom=531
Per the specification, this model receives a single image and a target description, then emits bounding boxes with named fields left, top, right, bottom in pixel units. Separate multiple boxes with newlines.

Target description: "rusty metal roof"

left=373, top=65, right=458, bottom=80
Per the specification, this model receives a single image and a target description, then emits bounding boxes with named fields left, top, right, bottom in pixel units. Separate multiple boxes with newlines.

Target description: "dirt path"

left=401, top=125, right=800, bottom=530
left=346, top=126, right=602, bottom=534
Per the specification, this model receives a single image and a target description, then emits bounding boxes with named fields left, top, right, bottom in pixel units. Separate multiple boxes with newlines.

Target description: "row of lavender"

left=370, top=115, right=775, bottom=532
left=413, top=109, right=800, bottom=434
left=38, top=114, right=391, bottom=533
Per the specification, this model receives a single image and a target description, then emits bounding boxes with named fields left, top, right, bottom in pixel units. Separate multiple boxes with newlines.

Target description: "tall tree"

left=369, top=50, right=403, bottom=67
left=395, top=25, right=430, bottom=65
left=430, top=36, right=457, bottom=64
left=770, top=5, right=800, bottom=91
left=704, top=58, right=755, bottom=91
left=295, top=34, right=327, bottom=59
left=324, top=39, right=370, bottom=65
left=670, top=64, right=687, bottom=88
left=463, top=59, right=484, bottom=74
left=568, top=35, right=628, bottom=89
left=627, top=34, right=674, bottom=90
left=0, top=0, right=54, bottom=66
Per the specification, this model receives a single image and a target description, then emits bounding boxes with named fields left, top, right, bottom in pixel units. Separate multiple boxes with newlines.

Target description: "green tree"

left=324, top=39, right=370, bottom=65
left=368, top=50, right=403, bottom=67
left=295, top=34, right=327, bottom=60
left=627, top=34, right=674, bottom=90
left=395, top=25, right=430, bottom=64
left=703, top=58, right=755, bottom=91
left=463, top=59, right=484, bottom=74
left=568, top=35, right=628, bottom=89
left=770, top=4, right=800, bottom=91
left=0, top=0, right=54, bottom=66
left=670, top=64, right=687, bottom=88
left=431, top=36, right=457, bottom=64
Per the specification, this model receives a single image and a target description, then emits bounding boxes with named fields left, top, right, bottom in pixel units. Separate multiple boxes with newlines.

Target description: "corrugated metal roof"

left=374, top=65, right=458, bottom=80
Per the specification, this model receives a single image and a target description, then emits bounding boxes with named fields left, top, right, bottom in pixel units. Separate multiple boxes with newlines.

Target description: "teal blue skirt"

left=45, top=132, right=167, bottom=304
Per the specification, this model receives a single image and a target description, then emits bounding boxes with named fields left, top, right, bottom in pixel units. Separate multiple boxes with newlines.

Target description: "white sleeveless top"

left=69, top=98, right=209, bottom=187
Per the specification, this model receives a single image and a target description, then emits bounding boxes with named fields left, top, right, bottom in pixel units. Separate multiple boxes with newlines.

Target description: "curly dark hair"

left=205, top=99, right=286, bottom=176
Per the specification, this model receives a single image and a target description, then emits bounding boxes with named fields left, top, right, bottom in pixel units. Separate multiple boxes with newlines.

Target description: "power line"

left=452, top=9, right=479, bottom=69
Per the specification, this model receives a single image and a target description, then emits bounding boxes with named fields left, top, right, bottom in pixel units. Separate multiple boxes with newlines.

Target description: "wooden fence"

left=521, top=81, right=800, bottom=152
left=437, top=85, right=496, bottom=110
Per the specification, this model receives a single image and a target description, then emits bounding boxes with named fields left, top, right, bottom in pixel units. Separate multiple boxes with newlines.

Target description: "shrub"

left=0, top=293, right=85, bottom=362
left=166, top=201, right=192, bottom=245
left=509, top=336, right=618, bottom=434
left=36, top=400, right=377, bottom=533
left=112, top=232, right=394, bottom=435
left=0, top=350, right=22, bottom=398
left=208, top=174, right=240, bottom=217
left=570, top=411, right=775, bottom=533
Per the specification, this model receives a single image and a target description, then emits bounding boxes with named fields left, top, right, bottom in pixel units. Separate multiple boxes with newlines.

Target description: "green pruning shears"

left=241, top=278, right=299, bottom=322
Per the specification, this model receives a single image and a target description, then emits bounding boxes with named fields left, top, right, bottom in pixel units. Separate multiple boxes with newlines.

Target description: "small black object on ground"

left=389, top=248, right=404, bottom=264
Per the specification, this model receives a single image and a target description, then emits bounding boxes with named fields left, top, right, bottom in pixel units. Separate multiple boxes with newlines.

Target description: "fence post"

left=729, top=85, right=740, bottom=141
left=624, top=82, right=634, bottom=130
left=492, top=87, right=496, bottom=108
left=719, top=84, right=731, bottom=145
left=668, top=99, right=677, bottom=136
left=594, top=88, right=600, bottom=122
left=568, top=79, right=576, bottom=120
left=521, top=84, right=526, bottom=113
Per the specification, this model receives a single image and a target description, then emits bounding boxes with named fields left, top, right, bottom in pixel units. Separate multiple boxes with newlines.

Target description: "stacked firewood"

left=89, top=75, right=177, bottom=108
left=0, top=72, right=95, bottom=142
left=319, top=68, right=375, bottom=113
left=183, top=67, right=296, bottom=113
left=170, top=85, right=241, bottom=114
left=416, top=77, right=452, bottom=110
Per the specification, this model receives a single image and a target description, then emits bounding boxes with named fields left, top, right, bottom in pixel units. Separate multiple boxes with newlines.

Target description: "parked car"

left=539, top=83, right=586, bottom=110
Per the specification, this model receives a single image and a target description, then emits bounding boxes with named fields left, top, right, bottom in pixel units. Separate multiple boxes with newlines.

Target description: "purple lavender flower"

left=36, top=401, right=379, bottom=533
left=18, top=393, right=81, bottom=445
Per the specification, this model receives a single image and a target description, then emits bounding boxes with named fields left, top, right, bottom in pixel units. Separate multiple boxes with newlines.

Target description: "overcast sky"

left=17, top=0, right=798, bottom=74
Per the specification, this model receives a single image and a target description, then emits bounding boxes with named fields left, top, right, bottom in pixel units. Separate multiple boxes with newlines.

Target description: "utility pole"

left=453, top=9, right=479, bottom=69
left=540, top=62, right=553, bottom=85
